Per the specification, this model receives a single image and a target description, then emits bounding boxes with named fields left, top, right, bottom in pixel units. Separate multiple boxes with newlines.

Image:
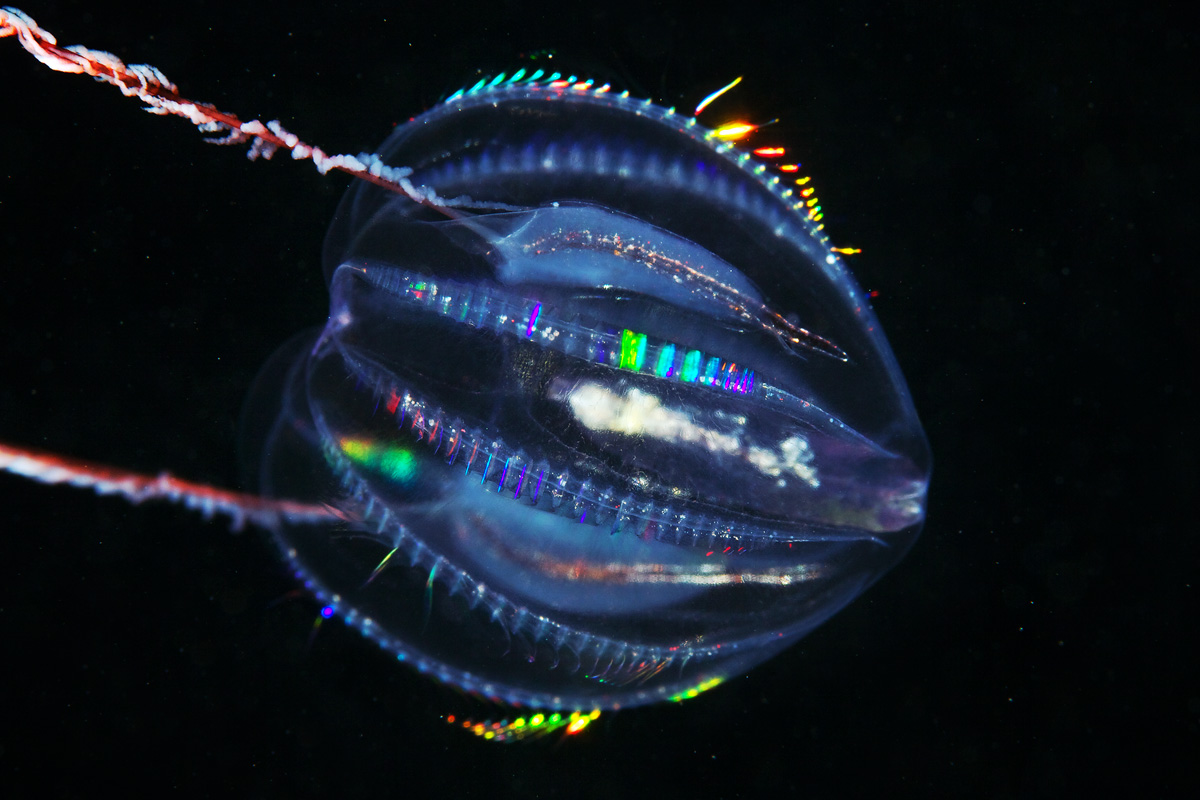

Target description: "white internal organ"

left=562, top=381, right=819, bottom=490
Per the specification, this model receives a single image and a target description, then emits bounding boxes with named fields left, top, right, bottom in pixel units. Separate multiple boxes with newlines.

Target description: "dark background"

left=1, top=0, right=1194, bottom=797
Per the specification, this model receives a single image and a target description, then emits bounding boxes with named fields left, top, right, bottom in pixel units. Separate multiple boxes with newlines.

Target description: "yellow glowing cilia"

left=446, top=709, right=602, bottom=743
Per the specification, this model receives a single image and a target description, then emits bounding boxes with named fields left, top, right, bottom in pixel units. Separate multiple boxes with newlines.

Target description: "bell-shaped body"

left=245, top=80, right=930, bottom=709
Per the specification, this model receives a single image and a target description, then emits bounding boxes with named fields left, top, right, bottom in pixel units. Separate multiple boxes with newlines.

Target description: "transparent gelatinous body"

left=245, top=82, right=930, bottom=710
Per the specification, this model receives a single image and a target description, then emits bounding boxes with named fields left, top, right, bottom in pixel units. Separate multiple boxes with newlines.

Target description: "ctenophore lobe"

left=248, top=82, right=931, bottom=709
